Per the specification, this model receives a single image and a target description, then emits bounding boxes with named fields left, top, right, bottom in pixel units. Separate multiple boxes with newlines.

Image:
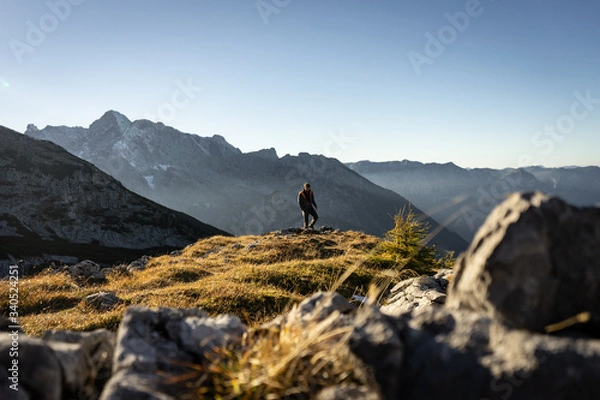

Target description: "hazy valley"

left=348, top=160, right=600, bottom=241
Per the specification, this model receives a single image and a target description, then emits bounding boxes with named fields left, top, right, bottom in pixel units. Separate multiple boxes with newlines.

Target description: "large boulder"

left=447, top=192, right=600, bottom=334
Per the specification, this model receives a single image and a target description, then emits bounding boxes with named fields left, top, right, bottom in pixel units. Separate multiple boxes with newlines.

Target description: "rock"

left=0, top=335, right=63, bottom=400
left=284, top=291, right=355, bottom=327
left=67, top=260, right=107, bottom=283
left=272, top=226, right=338, bottom=236
left=272, top=227, right=303, bottom=236
left=176, top=314, right=246, bottom=358
left=245, top=241, right=260, bottom=251
left=399, top=307, right=600, bottom=400
left=315, top=384, right=383, bottom=400
left=85, top=292, right=122, bottom=310
left=448, top=192, right=600, bottom=334
left=380, top=270, right=451, bottom=317
left=126, top=255, right=150, bottom=272
left=44, top=330, right=116, bottom=399
left=0, top=329, right=115, bottom=400
left=100, top=307, right=247, bottom=400
left=350, top=305, right=404, bottom=400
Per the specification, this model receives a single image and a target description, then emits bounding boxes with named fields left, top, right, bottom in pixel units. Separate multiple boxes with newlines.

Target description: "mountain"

left=0, top=125, right=227, bottom=267
left=24, top=111, right=468, bottom=253
left=347, top=160, right=600, bottom=241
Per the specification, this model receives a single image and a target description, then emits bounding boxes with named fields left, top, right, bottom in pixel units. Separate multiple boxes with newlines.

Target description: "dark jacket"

left=298, top=189, right=317, bottom=210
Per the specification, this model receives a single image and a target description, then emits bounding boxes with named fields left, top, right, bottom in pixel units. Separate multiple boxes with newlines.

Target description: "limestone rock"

left=42, top=329, right=116, bottom=397
left=284, top=291, right=356, bottom=327
left=126, top=255, right=150, bottom=272
left=400, top=307, right=600, bottom=399
left=315, top=384, right=383, bottom=400
left=100, top=307, right=247, bottom=400
left=0, top=329, right=115, bottom=400
left=67, top=260, right=106, bottom=283
left=85, top=292, right=122, bottom=310
left=448, top=192, right=600, bottom=334
left=350, top=305, right=403, bottom=399
left=380, top=269, right=452, bottom=317
left=0, top=335, right=62, bottom=400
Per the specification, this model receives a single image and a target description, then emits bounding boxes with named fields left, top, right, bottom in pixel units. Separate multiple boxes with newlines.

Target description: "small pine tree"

left=370, top=207, right=454, bottom=275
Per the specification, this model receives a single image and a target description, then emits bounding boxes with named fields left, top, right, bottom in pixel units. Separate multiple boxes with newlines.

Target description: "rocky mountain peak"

left=247, top=147, right=279, bottom=161
left=90, top=110, right=132, bottom=132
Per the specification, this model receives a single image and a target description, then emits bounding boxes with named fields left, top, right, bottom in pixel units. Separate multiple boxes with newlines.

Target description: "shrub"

left=368, top=207, right=454, bottom=276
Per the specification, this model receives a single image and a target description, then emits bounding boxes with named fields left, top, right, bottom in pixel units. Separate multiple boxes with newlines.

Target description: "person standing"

left=298, top=182, right=318, bottom=229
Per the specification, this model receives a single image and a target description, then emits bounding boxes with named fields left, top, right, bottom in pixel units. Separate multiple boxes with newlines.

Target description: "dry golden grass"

left=182, top=311, right=376, bottom=399
left=1, top=230, right=394, bottom=336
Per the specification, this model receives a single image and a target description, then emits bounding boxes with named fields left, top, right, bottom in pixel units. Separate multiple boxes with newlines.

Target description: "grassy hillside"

left=2, top=230, right=410, bottom=336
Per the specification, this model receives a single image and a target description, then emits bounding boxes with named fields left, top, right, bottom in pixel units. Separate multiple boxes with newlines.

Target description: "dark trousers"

left=302, top=207, right=318, bottom=228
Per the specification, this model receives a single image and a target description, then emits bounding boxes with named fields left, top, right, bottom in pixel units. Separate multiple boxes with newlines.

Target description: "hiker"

left=298, top=182, right=318, bottom=229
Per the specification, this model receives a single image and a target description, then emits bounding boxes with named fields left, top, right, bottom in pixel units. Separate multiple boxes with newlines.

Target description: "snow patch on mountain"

left=144, top=175, right=155, bottom=190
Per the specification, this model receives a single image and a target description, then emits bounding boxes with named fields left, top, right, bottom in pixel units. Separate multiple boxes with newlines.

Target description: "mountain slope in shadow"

left=0, top=125, right=228, bottom=266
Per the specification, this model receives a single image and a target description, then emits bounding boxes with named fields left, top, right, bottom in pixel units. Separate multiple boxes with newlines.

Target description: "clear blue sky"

left=1, top=0, right=599, bottom=168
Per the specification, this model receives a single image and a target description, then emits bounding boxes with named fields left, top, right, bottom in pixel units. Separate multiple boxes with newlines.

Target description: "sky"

left=1, top=0, right=599, bottom=169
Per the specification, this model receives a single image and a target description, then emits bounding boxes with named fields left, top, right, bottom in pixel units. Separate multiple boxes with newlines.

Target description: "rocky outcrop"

left=0, top=125, right=228, bottom=269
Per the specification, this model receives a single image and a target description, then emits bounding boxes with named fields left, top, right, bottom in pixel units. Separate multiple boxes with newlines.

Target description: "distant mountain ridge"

left=347, top=160, right=600, bottom=241
left=25, top=111, right=468, bottom=253
left=0, top=125, right=227, bottom=267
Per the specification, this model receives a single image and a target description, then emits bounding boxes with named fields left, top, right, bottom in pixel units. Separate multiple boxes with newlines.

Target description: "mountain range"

left=0, top=125, right=227, bottom=267
left=347, top=160, right=600, bottom=241
left=24, top=110, right=467, bottom=253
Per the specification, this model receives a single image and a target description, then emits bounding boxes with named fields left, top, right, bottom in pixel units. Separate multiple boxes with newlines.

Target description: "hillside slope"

left=0, top=229, right=400, bottom=336
left=0, top=125, right=227, bottom=266
left=25, top=111, right=468, bottom=253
